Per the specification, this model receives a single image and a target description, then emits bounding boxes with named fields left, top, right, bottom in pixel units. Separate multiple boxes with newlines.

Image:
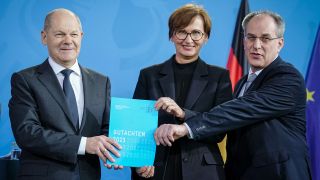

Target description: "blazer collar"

left=78, top=66, right=94, bottom=132
left=36, top=59, right=78, bottom=131
left=158, top=57, right=176, bottom=99
left=184, top=59, right=208, bottom=109
left=158, top=55, right=209, bottom=108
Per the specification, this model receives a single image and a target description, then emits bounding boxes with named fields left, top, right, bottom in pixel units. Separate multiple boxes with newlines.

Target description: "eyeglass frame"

left=174, top=29, right=205, bottom=41
left=244, top=34, right=283, bottom=44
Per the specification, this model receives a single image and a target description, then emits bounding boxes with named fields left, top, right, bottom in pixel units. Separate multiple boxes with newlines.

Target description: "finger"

left=103, top=148, right=116, bottom=163
left=100, top=146, right=115, bottom=163
left=146, top=166, right=154, bottom=178
left=166, top=105, right=175, bottom=114
left=159, top=126, right=172, bottom=146
left=136, top=166, right=147, bottom=174
left=169, top=133, right=175, bottom=142
left=165, top=103, right=180, bottom=115
left=155, top=98, right=165, bottom=110
left=164, top=125, right=175, bottom=145
left=161, top=101, right=171, bottom=111
left=162, top=135, right=172, bottom=146
left=106, top=144, right=120, bottom=158
left=141, top=166, right=152, bottom=177
left=101, top=139, right=121, bottom=158
left=167, top=126, right=175, bottom=142
left=154, top=129, right=161, bottom=146
left=106, top=137, right=122, bottom=150
left=155, top=97, right=171, bottom=110
left=106, top=164, right=112, bottom=169
left=113, top=165, right=120, bottom=170
left=157, top=128, right=167, bottom=146
left=161, top=103, right=170, bottom=111
left=97, top=147, right=107, bottom=163
left=150, top=166, right=155, bottom=176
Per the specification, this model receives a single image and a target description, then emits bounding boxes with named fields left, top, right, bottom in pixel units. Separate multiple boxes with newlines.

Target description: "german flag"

left=218, top=0, right=250, bottom=163
left=227, top=0, right=250, bottom=90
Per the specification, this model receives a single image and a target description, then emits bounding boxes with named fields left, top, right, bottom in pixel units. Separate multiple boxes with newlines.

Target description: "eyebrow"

left=246, top=33, right=273, bottom=37
left=178, top=28, right=202, bottom=31
left=52, top=31, right=65, bottom=34
left=52, top=30, right=80, bottom=34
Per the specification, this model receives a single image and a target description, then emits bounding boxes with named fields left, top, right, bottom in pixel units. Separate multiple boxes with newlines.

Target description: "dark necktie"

left=61, top=69, right=79, bottom=130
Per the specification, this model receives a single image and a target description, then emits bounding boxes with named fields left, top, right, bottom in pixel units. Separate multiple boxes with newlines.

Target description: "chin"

left=251, top=65, right=264, bottom=71
left=182, top=52, right=197, bottom=57
left=59, top=58, right=75, bottom=64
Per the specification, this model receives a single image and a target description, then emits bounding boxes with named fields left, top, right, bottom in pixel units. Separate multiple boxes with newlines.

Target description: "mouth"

left=250, top=52, right=263, bottom=58
left=60, top=48, right=73, bottom=52
left=182, top=44, right=195, bottom=50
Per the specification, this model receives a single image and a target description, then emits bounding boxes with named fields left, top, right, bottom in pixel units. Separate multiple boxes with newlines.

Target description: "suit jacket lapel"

left=37, top=60, right=76, bottom=130
left=79, top=66, right=93, bottom=132
left=158, top=59, right=175, bottom=99
left=248, top=57, right=282, bottom=92
left=234, top=56, right=283, bottom=96
left=184, top=59, right=208, bottom=109
left=234, top=76, right=247, bottom=97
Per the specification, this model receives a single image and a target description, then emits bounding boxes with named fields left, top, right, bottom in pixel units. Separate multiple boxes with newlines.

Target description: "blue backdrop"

left=0, top=0, right=319, bottom=179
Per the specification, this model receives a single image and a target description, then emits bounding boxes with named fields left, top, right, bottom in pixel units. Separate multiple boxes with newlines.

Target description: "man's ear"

left=277, top=38, right=284, bottom=53
left=41, top=30, right=47, bottom=45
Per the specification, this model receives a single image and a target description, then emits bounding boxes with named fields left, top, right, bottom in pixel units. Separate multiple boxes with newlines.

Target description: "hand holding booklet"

left=107, top=97, right=158, bottom=167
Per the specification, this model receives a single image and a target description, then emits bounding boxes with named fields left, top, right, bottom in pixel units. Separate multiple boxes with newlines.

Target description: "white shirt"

left=48, top=57, right=86, bottom=155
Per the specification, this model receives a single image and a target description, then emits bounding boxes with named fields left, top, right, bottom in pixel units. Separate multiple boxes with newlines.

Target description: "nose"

left=253, top=38, right=262, bottom=49
left=184, top=33, right=193, bottom=43
left=63, top=35, right=72, bottom=44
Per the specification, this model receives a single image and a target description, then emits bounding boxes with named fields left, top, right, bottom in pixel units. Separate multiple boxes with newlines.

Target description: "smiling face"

left=171, top=16, right=208, bottom=64
left=41, top=10, right=83, bottom=68
left=244, top=14, right=284, bottom=71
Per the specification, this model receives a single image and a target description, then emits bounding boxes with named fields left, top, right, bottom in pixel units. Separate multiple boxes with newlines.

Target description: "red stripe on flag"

left=227, top=48, right=243, bottom=90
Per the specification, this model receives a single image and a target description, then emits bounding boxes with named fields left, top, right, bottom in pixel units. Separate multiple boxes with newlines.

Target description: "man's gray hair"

left=43, top=8, right=82, bottom=32
left=242, top=10, right=285, bottom=37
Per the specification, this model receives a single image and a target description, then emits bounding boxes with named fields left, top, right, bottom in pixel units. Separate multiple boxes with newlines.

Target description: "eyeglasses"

left=244, top=35, right=282, bottom=43
left=175, top=30, right=204, bottom=41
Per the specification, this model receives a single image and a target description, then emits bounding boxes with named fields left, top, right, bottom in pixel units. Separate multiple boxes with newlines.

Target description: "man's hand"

left=155, top=97, right=185, bottom=119
left=86, top=135, right=123, bottom=169
left=154, top=124, right=189, bottom=146
left=136, top=166, right=154, bottom=178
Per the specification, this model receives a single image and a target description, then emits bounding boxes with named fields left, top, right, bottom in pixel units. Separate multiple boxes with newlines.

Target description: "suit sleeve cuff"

left=183, top=123, right=194, bottom=139
left=184, top=109, right=198, bottom=120
left=77, top=137, right=87, bottom=155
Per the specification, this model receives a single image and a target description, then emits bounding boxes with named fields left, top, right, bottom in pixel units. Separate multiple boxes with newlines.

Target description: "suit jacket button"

left=183, top=158, right=188, bottom=162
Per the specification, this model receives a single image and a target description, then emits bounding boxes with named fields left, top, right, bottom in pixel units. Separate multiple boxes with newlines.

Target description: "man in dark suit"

left=154, top=11, right=312, bottom=180
left=132, top=4, right=232, bottom=180
left=9, top=8, right=121, bottom=180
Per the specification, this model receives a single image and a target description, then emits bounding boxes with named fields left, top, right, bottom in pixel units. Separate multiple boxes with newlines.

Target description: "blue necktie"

left=244, top=73, right=257, bottom=92
left=239, top=73, right=257, bottom=97
left=61, top=69, right=79, bottom=130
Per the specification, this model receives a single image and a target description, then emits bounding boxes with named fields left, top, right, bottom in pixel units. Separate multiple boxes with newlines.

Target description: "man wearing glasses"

left=154, top=11, right=312, bottom=180
left=132, top=3, right=232, bottom=180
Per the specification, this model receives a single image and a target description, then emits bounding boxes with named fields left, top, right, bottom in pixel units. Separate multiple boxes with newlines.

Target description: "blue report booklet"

left=107, top=97, right=158, bottom=167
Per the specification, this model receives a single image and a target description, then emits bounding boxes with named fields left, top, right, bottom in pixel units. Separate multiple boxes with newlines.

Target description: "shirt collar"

left=248, top=55, right=278, bottom=79
left=249, top=68, right=263, bottom=77
left=48, top=57, right=81, bottom=76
